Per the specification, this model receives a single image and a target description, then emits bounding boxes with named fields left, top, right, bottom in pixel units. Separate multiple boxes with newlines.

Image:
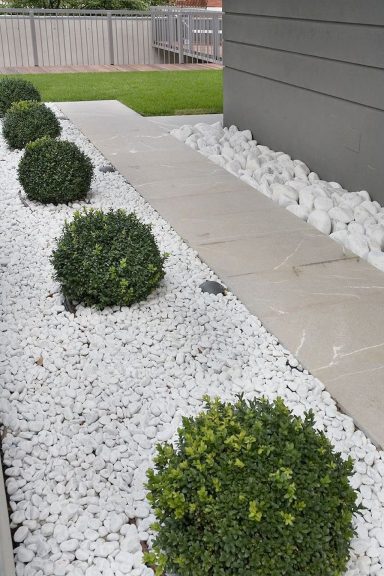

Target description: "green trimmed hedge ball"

left=51, top=208, right=166, bottom=309
left=0, top=77, right=41, bottom=117
left=18, top=137, right=93, bottom=204
left=3, top=101, right=61, bottom=149
left=146, top=396, right=359, bottom=576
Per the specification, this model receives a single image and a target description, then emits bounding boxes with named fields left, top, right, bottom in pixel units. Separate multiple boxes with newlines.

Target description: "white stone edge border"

left=0, top=452, right=15, bottom=576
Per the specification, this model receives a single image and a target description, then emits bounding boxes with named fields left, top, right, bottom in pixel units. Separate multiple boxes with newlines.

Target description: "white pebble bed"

left=171, top=123, right=384, bottom=273
left=0, top=108, right=384, bottom=576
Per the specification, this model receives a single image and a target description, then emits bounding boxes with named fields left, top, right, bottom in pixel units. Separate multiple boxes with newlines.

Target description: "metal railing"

left=0, top=7, right=222, bottom=69
left=152, top=7, right=222, bottom=64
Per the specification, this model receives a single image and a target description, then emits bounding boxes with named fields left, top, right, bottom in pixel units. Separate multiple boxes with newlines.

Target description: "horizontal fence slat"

left=224, top=0, right=384, bottom=26
left=224, top=14, right=384, bottom=69
left=225, top=41, right=384, bottom=111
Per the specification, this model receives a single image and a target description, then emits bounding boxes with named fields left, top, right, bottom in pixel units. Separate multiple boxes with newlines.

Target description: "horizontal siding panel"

left=225, top=41, right=384, bottom=110
left=224, top=0, right=384, bottom=26
left=224, top=14, right=384, bottom=68
left=223, top=68, right=384, bottom=203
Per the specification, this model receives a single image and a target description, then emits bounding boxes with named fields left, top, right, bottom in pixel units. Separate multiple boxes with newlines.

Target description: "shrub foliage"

left=0, top=77, right=41, bottom=117
left=51, top=208, right=166, bottom=309
left=146, top=396, right=358, bottom=576
left=18, top=137, right=93, bottom=204
left=7, top=1, right=171, bottom=9
left=2, top=101, right=61, bottom=149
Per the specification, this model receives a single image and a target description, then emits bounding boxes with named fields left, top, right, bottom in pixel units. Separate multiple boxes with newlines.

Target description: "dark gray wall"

left=223, top=0, right=384, bottom=203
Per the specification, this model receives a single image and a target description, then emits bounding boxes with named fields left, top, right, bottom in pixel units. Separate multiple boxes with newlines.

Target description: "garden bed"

left=0, top=108, right=384, bottom=576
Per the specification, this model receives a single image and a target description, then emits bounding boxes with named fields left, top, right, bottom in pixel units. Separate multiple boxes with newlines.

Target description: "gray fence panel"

left=223, top=0, right=384, bottom=204
left=0, top=12, right=161, bottom=67
left=0, top=8, right=222, bottom=69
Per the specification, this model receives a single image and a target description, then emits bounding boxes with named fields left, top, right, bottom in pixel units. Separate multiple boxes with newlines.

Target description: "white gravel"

left=1, top=107, right=384, bottom=576
left=171, top=122, right=384, bottom=273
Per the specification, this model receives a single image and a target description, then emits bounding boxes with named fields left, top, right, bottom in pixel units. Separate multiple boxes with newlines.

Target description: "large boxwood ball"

left=0, top=77, right=41, bottom=117
left=51, top=209, right=166, bottom=309
left=2, top=101, right=61, bottom=149
left=18, top=137, right=93, bottom=204
left=146, top=396, right=359, bottom=576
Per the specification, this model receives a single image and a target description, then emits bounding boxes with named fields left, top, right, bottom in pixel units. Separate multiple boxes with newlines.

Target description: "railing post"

left=187, top=12, right=193, bottom=49
left=151, top=8, right=156, bottom=47
left=107, top=11, right=114, bottom=65
left=177, top=13, right=184, bottom=64
left=212, top=13, right=219, bottom=63
left=167, top=11, right=173, bottom=51
left=29, top=10, right=39, bottom=66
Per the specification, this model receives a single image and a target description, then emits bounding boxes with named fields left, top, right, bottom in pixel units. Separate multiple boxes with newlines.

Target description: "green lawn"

left=12, top=70, right=223, bottom=116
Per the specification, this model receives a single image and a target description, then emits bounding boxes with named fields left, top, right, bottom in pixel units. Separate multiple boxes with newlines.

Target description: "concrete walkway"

left=58, top=100, right=384, bottom=448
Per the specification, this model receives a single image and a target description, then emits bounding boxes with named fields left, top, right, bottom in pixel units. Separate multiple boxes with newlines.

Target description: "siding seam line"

left=224, top=12, right=384, bottom=28
left=224, top=65, right=384, bottom=113
left=223, top=39, right=384, bottom=72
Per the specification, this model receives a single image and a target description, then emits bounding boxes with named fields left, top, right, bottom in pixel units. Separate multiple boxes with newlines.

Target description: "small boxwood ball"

left=2, top=101, right=61, bottom=149
left=0, top=77, right=41, bottom=117
left=51, top=208, right=166, bottom=309
left=146, top=396, right=359, bottom=576
left=18, top=137, right=93, bottom=204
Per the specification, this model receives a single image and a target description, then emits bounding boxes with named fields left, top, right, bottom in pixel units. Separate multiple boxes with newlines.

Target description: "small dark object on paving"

left=199, top=280, right=226, bottom=295
left=287, top=360, right=304, bottom=372
left=18, top=190, right=30, bottom=209
left=99, top=164, right=116, bottom=173
left=63, top=296, right=76, bottom=315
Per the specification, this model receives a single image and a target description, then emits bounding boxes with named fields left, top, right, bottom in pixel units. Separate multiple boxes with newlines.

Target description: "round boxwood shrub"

left=0, top=77, right=41, bottom=117
left=2, top=101, right=61, bottom=149
left=51, top=208, right=166, bottom=309
left=18, top=137, right=93, bottom=204
left=146, top=396, right=358, bottom=576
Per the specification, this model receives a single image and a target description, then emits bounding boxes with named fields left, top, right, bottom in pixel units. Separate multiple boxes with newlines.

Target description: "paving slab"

left=226, top=259, right=384, bottom=368
left=134, top=173, right=241, bottom=200
left=58, top=100, right=384, bottom=448
left=196, top=230, right=356, bottom=278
